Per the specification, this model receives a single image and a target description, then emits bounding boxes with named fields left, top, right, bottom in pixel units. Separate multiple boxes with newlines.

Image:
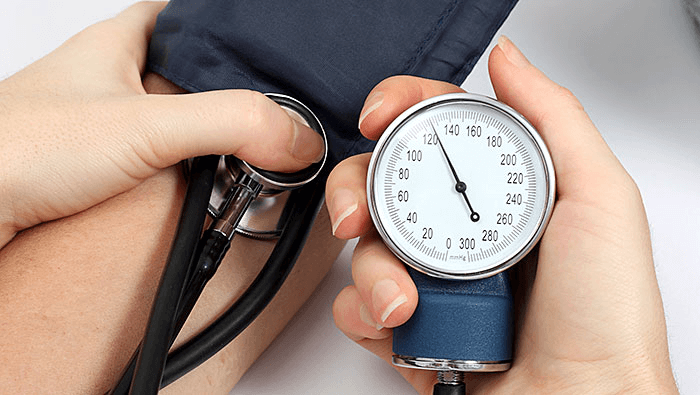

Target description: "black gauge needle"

left=431, top=123, right=480, bottom=222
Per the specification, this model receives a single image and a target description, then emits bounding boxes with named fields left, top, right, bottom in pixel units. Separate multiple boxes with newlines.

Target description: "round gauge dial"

left=367, top=93, right=555, bottom=280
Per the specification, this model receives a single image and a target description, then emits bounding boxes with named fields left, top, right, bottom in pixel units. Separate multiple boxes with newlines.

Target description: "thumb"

left=124, top=90, right=325, bottom=173
left=488, top=36, right=631, bottom=201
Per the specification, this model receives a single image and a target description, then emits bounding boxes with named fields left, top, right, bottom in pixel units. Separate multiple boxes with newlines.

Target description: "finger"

left=358, top=76, right=464, bottom=140
left=332, top=286, right=435, bottom=394
left=121, top=90, right=325, bottom=173
left=490, top=37, right=671, bottom=371
left=488, top=36, right=634, bottom=201
left=329, top=76, right=466, bottom=237
left=333, top=285, right=391, bottom=340
left=351, top=233, right=418, bottom=329
left=325, top=153, right=373, bottom=239
left=111, top=1, right=168, bottom=74
left=40, top=1, right=168, bottom=95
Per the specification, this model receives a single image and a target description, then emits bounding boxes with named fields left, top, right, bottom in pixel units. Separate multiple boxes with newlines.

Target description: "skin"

left=0, top=1, right=325, bottom=249
left=0, top=2, right=343, bottom=394
left=0, top=2, right=678, bottom=394
left=326, top=36, right=679, bottom=394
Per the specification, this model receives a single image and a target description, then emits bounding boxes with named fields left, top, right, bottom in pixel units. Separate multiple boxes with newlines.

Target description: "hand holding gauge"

left=367, top=93, right=554, bottom=281
left=362, top=92, right=555, bottom=391
left=328, top=36, right=676, bottom=395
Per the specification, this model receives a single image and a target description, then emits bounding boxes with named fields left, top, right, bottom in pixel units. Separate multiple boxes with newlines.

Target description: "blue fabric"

left=393, top=269, right=513, bottom=362
left=147, top=0, right=518, bottom=165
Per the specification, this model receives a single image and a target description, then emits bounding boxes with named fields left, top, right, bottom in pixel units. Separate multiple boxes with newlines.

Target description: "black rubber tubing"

left=127, top=155, right=219, bottom=394
left=433, top=382, right=467, bottom=395
left=160, top=173, right=325, bottom=387
left=109, top=229, right=230, bottom=395
left=110, top=161, right=325, bottom=393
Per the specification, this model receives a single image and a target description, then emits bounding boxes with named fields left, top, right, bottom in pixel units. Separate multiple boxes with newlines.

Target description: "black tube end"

left=433, top=382, right=466, bottom=395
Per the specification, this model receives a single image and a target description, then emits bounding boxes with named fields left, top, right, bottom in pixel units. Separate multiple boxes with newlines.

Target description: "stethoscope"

left=110, top=91, right=555, bottom=395
left=109, top=94, right=328, bottom=394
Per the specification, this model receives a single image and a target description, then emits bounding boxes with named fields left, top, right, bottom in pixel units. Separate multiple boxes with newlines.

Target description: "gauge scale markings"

left=386, top=114, right=529, bottom=264
left=368, top=94, right=554, bottom=279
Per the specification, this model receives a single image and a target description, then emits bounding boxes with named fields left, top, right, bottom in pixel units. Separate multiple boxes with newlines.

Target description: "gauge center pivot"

left=367, top=92, right=555, bottom=280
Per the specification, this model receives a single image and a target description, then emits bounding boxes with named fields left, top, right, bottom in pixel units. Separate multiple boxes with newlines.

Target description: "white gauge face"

left=367, top=93, right=555, bottom=280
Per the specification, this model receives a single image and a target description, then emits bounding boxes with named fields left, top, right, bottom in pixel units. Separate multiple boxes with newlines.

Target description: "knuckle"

left=533, top=84, right=587, bottom=130
left=376, top=75, right=402, bottom=89
left=125, top=1, right=148, bottom=13
left=353, top=234, right=379, bottom=262
left=326, top=167, right=342, bottom=196
left=332, top=286, right=358, bottom=330
left=118, top=97, right=177, bottom=169
left=241, top=90, right=296, bottom=157
left=585, top=166, right=644, bottom=211
left=616, top=171, right=643, bottom=203
left=241, top=90, right=268, bottom=114
left=327, top=157, right=357, bottom=188
left=331, top=294, right=344, bottom=323
left=75, top=21, right=111, bottom=43
left=240, top=90, right=273, bottom=133
left=554, top=84, right=585, bottom=113
left=123, top=1, right=162, bottom=16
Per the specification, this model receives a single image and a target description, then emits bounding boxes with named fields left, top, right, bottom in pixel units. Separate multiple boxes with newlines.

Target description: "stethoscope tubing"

left=111, top=160, right=327, bottom=394
left=124, top=155, right=220, bottom=394
left=161, top=169, right=327, bottom=387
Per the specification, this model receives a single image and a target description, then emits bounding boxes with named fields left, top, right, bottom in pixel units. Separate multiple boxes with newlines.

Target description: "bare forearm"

left=0, top=73, right=343, bottom=394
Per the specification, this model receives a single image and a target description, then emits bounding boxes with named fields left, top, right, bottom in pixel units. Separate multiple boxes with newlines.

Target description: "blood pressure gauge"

left=367, top=93, right=555, bottom=388
left=367, top=93, right=555, bottom=280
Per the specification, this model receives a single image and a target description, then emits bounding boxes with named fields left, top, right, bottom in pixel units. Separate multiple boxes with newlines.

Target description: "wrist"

left=590, top=357, right=678, bottom=395
left=621, top=363, right=679, bottom=395
left=510, top=354, right=678, bottom=395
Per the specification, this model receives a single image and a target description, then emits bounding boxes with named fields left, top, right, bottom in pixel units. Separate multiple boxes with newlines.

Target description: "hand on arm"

left=0, top=3, right=335, bottom=393
left=0, top=1, right=323, bottom=248
left=326, top=36, right=677, bottom=394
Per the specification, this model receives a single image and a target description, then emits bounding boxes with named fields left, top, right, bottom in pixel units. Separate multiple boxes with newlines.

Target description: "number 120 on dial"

left=367, top=93, right=555, bottom=280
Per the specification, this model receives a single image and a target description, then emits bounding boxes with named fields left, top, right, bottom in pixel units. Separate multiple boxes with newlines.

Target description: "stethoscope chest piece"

left=203, top=93, right=327, bottom=239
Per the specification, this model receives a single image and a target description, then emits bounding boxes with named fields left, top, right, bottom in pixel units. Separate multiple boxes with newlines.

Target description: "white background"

left=1, top=1, right=698, bottom=394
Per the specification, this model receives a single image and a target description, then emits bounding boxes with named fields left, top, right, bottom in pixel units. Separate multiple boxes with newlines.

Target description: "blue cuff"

left=147, top=0, right=518, bottom=164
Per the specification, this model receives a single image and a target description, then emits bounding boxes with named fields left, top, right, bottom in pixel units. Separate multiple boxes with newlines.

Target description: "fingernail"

left=290, top=120, right=325, bottom=164
left=358, top=91, right=384, bottom=130
left=497, top=35, right=530, bottom=68
left=372, top=279, right=408, bottom=324
left=329, top=188, right=358, bottom=236
left=359, top=303, right=383, bottom=331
